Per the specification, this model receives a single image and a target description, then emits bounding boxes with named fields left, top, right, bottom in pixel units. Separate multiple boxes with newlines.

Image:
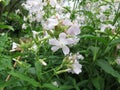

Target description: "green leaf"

left=109, top=38, right=120, bottom=45
left=0, top=79, right=17, bottom=89
left=0, top=55, right=12, bottom=71
left=0, top=24, right=14, bottom=31
left=9, top=71, right=40, bottom=87
left=10, top=86, right=28, bottom=90
left=43, top=83, right=60, bottom=90
left=97, top=60, right=120, bottom=83
left=92, top=76, right=104, bottom=90
left=59, top=85, right=73, bottom=90
left=0, top=34, right=8, bottom=52
left=80, top=34, right=108, bottom=44
left=113, top=12, right=120, bottom=25
left=88, top=46, right=99, bottom=61
left=2, top=0, right=10, bottom=6
left=35, top=61, right=42, bottom=80
left=77, top=80, right=88, bottom=87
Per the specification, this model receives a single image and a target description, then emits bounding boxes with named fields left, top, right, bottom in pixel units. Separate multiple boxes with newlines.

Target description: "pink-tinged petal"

left=48, top=18, right=58, bottom=26
left=51, top=46, right=60, bottom=52
left=66, top=38, right=75, bottom=44
left=59, top=33, right=66, bottom=40
left=49, top=0, right=57, bottom=7
left=72, top=60, right=82, bottom=74
left=62, top=19, right=72, bottom=26
left=67, top=59, right=82, bottom=74
left=67, top=24, right=80, bottom=35
left=49, top=39, right=59, bottom=46
left=62, top=46, right=70, bottom=55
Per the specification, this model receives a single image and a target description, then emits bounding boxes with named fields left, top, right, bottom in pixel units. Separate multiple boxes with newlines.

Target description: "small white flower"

left=23, top=16, right=27, bottom=22
left=67, top=53, right=83, bottom=74
left=68, top=59, right=82, bottom=74
left=108, top=24, right=115, bottom=30
left=22, top=0, right=45, bottom=22
left=22, top=23, right=27, bottom=29
left=76, top=53, right=84, bottom=60
left=52, top=81, right=59, bottom=87
left=32, top=31, right=40, bottom=39
left=100, top=24, right=107, bottom=32
left=117, top=44, right=120, bottom=50
left=100, top=5, right=110, bottom=12
left=39, top=59, right=47, bottom=66
left=42, top=16, right=58, bottom=30
left=49, top=33, right=70, bottom=55
left=116, top=57, right=120, bottom=65
left=31, top=44, right=37, bottom=51
left=15, top=9, right=20, bottom=14
left=49, top=0, right=57, bottom=7
left=49, top=32, right=80, bottom=55
left=10, top=42, right=19, bottom=52
left=100, top=24, right=115, bottom=32
left=62, top=19, right=72, bottom=26
left=97, top=12, right=107, bottom=22
left=66, top=23, right=80, bottom=36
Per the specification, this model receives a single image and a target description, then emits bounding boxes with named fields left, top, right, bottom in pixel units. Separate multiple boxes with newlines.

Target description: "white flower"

left=32, top=31, right=40, bottom=39
left=75, top=53, right=84, bottom=60
left=100, top=24, right=115, bottom=32
left=61, top=0, right=74, bottom=10
left=39, top=59, right=47, bottom=66
left=15, top=9, right=20, bottom=14
left=66, top=36, right=80, bottom=46
left=100, top=5, right=110, bottom=12
left=68, top=59, right=82, bottom=74
left=117, top=44, right=120, bottom=50
left=108, top=24, right=115, bottom=30
left=52, top=81, right=59, bottom=87
left=66, top=23, right=80, bottom=36
left=49, top=33, right=75, bottom=55
left=49, top=0, right=57, bottom=7
left=31, top=44, right=37, bottom=51
left=97, top=13, right=107, bottom=22
left=10, top=42, right=19, bottom=52
left=22, top=0, right=45, bottom=22
left=42, top=16, right=58, bottom=30
left=67, top=53, right=83, bottom=74
left=22, top=23, right=27, bottom=29
left=23, top=16, right=27, bottom=22
left=62, top=19, right=72, bottom=26
left=116, top=57, right=120, bottom=65
left=100, top=24, right=107, bottom=32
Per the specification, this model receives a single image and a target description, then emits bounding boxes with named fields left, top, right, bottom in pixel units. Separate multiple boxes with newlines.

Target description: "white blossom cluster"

left=67, top=53, right=84, bottom=74
left=22, top=0, right=46, bottom=22
left=13, top=0, right=119, bottom=75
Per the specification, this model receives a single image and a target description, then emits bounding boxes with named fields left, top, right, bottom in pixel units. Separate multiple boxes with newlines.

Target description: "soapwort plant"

left=0, top=0, right=120, bottom=90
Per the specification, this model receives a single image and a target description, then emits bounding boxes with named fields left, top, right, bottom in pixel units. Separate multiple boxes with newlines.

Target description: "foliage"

left=0, top=0, right=120, bottom=90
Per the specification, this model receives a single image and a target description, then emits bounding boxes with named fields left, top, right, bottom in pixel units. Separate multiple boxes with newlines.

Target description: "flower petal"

left=51, top=46, right=60, bottom=52
left=62, top=46, right=70, bottom=55
left=59, top=33, right=66, bottom=40
left=67, top=24, right=80, bottom=35
left=62, top=19, right=72, bottom=26
left=72, top=60, right=82, bottom=74
left=49, top=38, right=60, bottom=46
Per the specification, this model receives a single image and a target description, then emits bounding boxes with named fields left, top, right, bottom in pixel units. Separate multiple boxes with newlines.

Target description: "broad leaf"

left=97, top=60, right=120, bottom=83
left=9, top=71, right=40, bottom=87
left=0, top=24, right=14, bottom=31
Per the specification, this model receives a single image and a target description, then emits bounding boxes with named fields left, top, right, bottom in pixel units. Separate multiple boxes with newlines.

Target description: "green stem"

left=110, top=27, right=120, bottom=42
left=112, top=3, right=120, bottom=25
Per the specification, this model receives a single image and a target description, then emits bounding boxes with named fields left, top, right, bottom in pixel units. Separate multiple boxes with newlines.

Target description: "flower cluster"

left=22, top=0, right=46, bottom=22
left=16, top=0, right=119, bottom=75
left=67, top=53, right=84, bottom=74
